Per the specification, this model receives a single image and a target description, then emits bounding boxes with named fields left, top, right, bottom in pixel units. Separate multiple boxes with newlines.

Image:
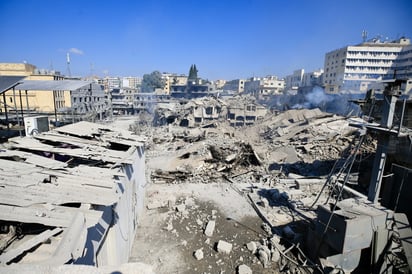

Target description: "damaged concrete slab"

left=0, top=121, right=146, bottom=269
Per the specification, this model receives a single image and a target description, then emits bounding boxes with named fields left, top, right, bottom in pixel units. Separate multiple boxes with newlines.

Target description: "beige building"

left=0, top=63, right=108, bottom=123
left=163, top=73, right=188, bottom=94
left=1, top=63, right=65, bottom=114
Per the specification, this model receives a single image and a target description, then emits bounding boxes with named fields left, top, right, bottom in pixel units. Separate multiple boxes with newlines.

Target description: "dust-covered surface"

left=113, top=104, right=410, bottom=274
left=130, top=183, right=279, bottom=273
left=117, top=107, right=363, bottom=273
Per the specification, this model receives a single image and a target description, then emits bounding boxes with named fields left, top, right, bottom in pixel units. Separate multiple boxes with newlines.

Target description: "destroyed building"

left=0, top=121, right=147, bottom=271
left=130, top=85, right=411, bottom=273
left=1, top=75, right=411, bottom=274
left=150, top=95, right=267, bottom=128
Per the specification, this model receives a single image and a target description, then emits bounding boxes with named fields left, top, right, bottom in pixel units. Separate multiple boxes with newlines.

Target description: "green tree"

left=188, top=64, right=198, bottom=80
left=141, top=71, right=165, bottom=92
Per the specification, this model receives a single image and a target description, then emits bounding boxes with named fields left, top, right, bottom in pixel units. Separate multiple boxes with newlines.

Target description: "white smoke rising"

left=303, top=86, right=333, bottom=107
left=265, top=86, right=361, bottom=116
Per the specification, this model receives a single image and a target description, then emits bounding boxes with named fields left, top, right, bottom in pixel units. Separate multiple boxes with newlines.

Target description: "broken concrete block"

left=204, top=220, right=216, bottom=237
left=237, top=264, right=252, bottom=274
left=165, top=222, right=173, bottom=231
left=271, top=249, right=280, bottom=262
left=193, top=248, right=204, bottom=260
left=146, top=199, right=163, bottom=210
left=175, top=204, right=186, bottom=212
left=217, top=240, right=232, bottom=254
left=184, top=197, right=195, bottom=207
left=246, top=241, right=257, bottom=253
left=196, top=219, right=203, bottom=226
left=167, top=196, right=176, bottom=209
left=258, top=248, right=269, bottom=268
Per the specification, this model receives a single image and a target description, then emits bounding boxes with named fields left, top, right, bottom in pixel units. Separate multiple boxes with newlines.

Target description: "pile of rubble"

left=126, top=106, right=382, bottom=273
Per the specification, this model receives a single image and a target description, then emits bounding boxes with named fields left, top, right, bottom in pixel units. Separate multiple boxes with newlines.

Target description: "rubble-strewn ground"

left=113, top=108, right=370, bottom=273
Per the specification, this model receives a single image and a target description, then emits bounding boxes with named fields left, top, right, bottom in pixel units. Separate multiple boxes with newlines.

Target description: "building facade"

left=222, top=79, right=246, bottom=93
left=395, top=44, right=412, bottom=80
left=285, top=69, right=305, bottom=91
left=301, top=69, right=324, bottom=87
left=0, top=63, right=108, bottom=123
left=163, top=73, right=188, bottom=94
left=323, top=37, right=411, bottom=93
left=244, top=76, right=285, bottom=99
left=122, top=76, right=142, bottom=89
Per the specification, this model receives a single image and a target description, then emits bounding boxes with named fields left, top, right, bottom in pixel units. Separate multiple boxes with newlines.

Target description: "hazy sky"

left=1, top=0, right=411, bottom=80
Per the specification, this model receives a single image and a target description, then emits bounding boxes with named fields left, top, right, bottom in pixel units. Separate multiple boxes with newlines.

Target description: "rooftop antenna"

left=66, top=52, right=72, bottom=77
left=362, top=30, right=368, bottom=42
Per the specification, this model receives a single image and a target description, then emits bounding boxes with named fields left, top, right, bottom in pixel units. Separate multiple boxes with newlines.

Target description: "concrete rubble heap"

left=1, top=93, right=411, bottom=273
left=128, top=95, right=411, bottom=274
left=0, top=121, right=151, bottom=273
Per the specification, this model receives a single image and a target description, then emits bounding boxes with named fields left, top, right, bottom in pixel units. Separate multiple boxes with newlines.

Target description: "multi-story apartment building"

left=323, top=37, right=410, bottom=93
left=222, top=79, right=246, bottom=93
left=395, top=44, right=412, bottom=80
left=110, top=87, right=139, bottom=115
left=244, top=76, right=285, bottom=99
left=163, top=73, right=188, bottom=94
left=122, top=76, right=142, bottom=89
left=104, top=77, right=121, bottom=91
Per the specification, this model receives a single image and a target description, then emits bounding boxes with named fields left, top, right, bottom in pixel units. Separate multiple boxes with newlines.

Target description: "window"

left=205, top=107, right=213, bottom=115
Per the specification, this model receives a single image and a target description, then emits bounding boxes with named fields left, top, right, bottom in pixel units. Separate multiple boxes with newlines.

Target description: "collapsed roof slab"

left=0, top=121, right=146, bottom=268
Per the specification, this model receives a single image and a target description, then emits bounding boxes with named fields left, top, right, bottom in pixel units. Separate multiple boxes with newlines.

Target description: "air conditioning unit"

left=24, top=116, right=50, bottom=136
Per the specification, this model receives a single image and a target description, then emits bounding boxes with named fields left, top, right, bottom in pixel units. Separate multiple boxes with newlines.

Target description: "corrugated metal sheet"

left=15, top=80, right=93, bottom=91
left=0, top=75, right=26, bottom=94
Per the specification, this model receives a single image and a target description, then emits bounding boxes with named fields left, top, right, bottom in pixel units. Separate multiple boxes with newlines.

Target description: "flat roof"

left=16, top=79, right=93, bottom=91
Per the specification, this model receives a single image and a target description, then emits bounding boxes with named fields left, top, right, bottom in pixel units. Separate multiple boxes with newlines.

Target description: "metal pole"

left=19, top=90, right=24, bottom=120
left=12, top=87, right=22, bottom=137
left=53, top=90, right=57, bottom=126
left=3, top=92, right=9, bottom=131
left=25, top=90, right=30, bottom=116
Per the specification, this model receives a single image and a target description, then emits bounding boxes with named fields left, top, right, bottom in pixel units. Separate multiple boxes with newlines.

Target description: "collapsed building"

left=0, top=121, right=147, bottom=271
left=134, top=82, right=412, bottom=273
left=1, top=77, right=411, bottom=273
left=152, top=95, right=267, bottom=128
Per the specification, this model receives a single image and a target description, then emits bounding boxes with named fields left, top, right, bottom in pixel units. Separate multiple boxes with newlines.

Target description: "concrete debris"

left=216, top=240, right=233, bottom=254
left=193, top=248, right=204, bottom=260
left=237, top=264, right=253, bottom=274
left=175, top=204, right=186, bottom=213
left=246, top=241, right=257, bottom=253
left=204, top=220, right=216, bottom=237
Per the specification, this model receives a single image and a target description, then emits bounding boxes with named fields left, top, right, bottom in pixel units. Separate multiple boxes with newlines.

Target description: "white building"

left=323, top=37, right=411, bottom=93
left=396, top=44, right=412, bottom=80
left=105, top=77, right=121, bottom=90
left=122, top=76, right=142, bottom=89
left=244, top=76, right=285, bottom=98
